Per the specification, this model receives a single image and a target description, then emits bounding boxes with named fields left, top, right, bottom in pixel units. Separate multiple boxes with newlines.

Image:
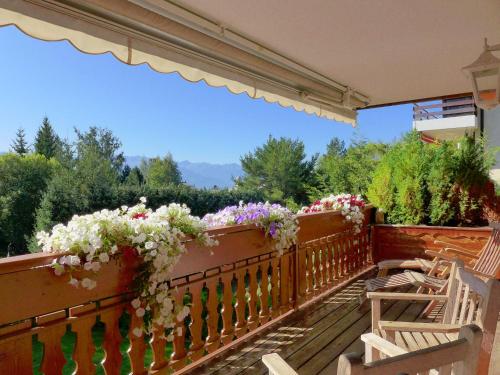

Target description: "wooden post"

left=456, top=325, right=483, bottom=375
left=476, top=279, right=500, bottom=375
left=337, top=352, right=364, bottom=375
left=371, top=298, right=381, bottom=333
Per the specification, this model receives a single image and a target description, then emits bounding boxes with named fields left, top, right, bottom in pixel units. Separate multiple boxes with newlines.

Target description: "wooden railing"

left=371, top=224, right=492, bottom=264
left=413, top=97, right=476, bottom=121
left=0, top=207, right=374, bottom=374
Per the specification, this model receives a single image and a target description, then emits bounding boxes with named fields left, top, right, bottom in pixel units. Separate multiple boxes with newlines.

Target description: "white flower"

left=89, top=262, right=101, bottom=272
left=36, top=196, right=218, bottom=336
left=54, top=265, right=65, bottom=276
left=140, top=196, right=147, bottom=203
left=145, top=241, right=157, bottom=250
left=81, top=278, right=96, bottom=290
left=133, top=233, right=147, bottom=244
left=136, top=307, right=146, bottom=317
left=131, top=298, right=141, bottom=309
left=133, top=328, right=143, bottom=337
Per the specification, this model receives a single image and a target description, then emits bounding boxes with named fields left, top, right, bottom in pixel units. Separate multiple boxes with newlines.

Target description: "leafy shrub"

left=0, top=153, right=58, bottom=255
left=367, top=131, right=496, bottom=226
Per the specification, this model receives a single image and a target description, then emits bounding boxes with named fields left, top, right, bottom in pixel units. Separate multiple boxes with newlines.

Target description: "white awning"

left=0, top=0, right=367, bottom=125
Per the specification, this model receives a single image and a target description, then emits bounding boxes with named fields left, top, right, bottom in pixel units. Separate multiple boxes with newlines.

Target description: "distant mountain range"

left=0, top=152, right=242, bottom=188
left=125, top=156, right=243, bottom=188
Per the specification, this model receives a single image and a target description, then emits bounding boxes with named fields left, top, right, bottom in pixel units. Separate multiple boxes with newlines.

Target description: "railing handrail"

left=413, top=98, right=475, bottom=111
left=0, top=205, right=374, bottom=275
left=412, top=97, right=476, bottom=121
left=414, top=107, right=476, bottom=121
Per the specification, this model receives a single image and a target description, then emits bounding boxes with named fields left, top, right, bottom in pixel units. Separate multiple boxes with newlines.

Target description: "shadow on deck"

left=191, top=273, right=442, bottom=375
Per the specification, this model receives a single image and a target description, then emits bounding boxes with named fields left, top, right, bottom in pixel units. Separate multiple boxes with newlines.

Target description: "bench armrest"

left=367, top=292, right=448, bottom=302
left=378, top=321, right=461, bottom=333
left=262, top=353, right=298, bottom=375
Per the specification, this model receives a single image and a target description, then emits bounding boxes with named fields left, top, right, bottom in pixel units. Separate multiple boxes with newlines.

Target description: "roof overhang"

left=1, top=1, right=499, bottom=124
left=0, top=0, right=369, bottom=125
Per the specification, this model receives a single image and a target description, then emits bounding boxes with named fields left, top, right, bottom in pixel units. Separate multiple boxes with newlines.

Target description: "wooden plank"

left=295, top=295, right=413, bottom=374
left=200, top=280, right=369, bottom=375
left=317, top=295, right=427, bottom=375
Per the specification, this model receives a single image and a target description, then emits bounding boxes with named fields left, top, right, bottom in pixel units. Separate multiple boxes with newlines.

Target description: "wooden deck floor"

left=190, top=272, right=440, bottom=375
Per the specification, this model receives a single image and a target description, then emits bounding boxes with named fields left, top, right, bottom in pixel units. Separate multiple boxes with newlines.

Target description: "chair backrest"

left=472, top=222, right=500, bottom=277
left=442, top=261, right=495, bottom=328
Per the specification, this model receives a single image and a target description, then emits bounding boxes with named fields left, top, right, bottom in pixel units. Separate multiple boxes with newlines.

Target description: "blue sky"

left=0, top=26, right=413, bottom=164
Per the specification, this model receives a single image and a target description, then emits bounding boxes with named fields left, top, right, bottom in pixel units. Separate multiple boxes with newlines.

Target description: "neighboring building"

left=413, top=96, right=500, bottom=184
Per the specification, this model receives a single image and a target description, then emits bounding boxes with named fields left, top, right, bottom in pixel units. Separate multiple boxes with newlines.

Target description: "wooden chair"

left=365, top=223, right=499, bottom=293
left=338, top=324, right=483, bottom=375
left=364, top=261, right=500, bottom=375
left=262, top=325, right=484, bottom=375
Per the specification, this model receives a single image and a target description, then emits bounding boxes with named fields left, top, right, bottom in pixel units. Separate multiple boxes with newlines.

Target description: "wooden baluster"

left=170, top=287, right=187, bottom=371
left=70, top=307, right=97, bottom=375
left=327, top=238, right=334, bottom=285
left=346, top=235, right=353, bottom=275
left=188, top=281, right=205, bottom=362
left=297, top=246, right=307, bottom=304
left=338, top=237, right=345, bottom=279
left=247, top=263, right=260, bottom=331
left=35, top=311, right=67, bottom=375
left=320, top=240, right=328, bottom=289
left=360, top=232, right=365, bottom=269
left=205, top=277, right=221, bottom=353
left=359, top=232, right=365, bottom=269
left=365, top=230, right=371, bottom=265
left=259, top=261, right=271, bottom=323
left=280, top=253, right=291, bottom=313
left=354, top=235, right=360, bottom=273
left=350, top=235, right=355, bottom=274
left=220, top=271, right=235, bottom=344
left=100, top=306, right=124, bottom=374
left=361, top=230, right=368, bottom=267
left=39, top=325, right=67, bottom=374
left=313, top=246, right=321, bottom=294
left=306, top=246, right=314, bottom=299
left=270, top=256, right=280, bottom=318
left=126, top=305, right=147, bottom=375
left=333, top=238, right=340, bottom=280
left=0, top=321, right=33, bottom=375
left=234, top=268, right=248, bottom=337
left=149, top=324, right=167, bottom=372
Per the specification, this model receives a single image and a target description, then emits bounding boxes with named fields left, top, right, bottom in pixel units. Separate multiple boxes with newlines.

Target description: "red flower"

left=132, top=212, right=147, bottom=220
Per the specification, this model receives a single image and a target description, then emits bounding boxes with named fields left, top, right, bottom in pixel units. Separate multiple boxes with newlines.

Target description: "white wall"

left=484, top=107, right=500, bottom=185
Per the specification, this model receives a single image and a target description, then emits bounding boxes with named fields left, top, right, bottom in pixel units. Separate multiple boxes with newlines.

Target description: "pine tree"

left=34, top=117, right=60, bottom=159
left=10, top=128, right=30, bottom=155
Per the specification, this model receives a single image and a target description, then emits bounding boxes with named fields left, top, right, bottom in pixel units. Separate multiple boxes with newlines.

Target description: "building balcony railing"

left=0, top=207, right=494, bottom=374
left=412, top=97, right=478, bottom=141
left=413, top=97, right=476, bottom=121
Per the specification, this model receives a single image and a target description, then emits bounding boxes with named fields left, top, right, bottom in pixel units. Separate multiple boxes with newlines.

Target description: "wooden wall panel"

left=372, top=225, right=492, bottom=263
